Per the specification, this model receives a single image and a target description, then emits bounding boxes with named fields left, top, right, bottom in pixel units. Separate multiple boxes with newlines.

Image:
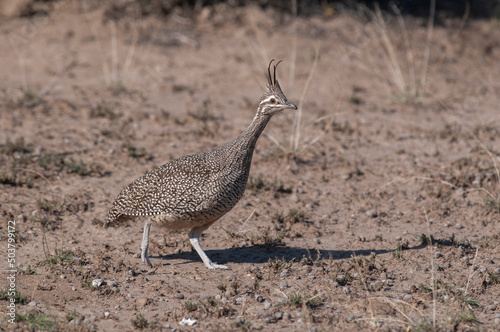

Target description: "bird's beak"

left=286, top=101, right=297, bottom=110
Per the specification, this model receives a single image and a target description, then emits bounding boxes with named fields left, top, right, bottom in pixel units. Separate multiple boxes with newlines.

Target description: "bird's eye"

left=270, top=98, right=276, bottom=104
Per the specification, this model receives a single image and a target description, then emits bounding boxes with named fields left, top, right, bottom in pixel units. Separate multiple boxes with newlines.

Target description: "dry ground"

left=1, top=1, right=499, bottom=331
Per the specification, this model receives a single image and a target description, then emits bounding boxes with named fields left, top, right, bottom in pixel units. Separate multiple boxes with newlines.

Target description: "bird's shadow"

left=150, top=243, right=427, bottom=267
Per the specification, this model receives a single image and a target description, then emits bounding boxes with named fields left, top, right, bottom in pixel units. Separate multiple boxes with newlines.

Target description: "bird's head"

left=257, top=60, right=297, bottom=116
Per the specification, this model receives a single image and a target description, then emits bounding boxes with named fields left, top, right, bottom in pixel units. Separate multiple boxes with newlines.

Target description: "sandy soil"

left=1, top=1, right=499, bottom=331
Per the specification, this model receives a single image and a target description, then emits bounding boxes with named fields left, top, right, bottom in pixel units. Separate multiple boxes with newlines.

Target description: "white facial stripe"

left=260, top=96, right=277, bottom=105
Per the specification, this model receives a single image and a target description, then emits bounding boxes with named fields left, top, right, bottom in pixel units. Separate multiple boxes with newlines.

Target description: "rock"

left=313, top=238, right=321, bottom=244
left=92, top=279, right=103, bottom=288
left=106, top=280, right=118, bottom=287
left=366, top=209, right=378, bottom=218
left=380, top=272, right=388, bottom=280
left=275, top=312, right=283, bottom=320
left=264, top=301, right=272, bottom=310
left=336, top=274, right=345, bottom=283
left=135, top=297, right=150, bottom=307
left=28, top=301, right=37, bottom=306
left=174, top=292, right=184, bottom=300
left=234, top=297, right=245, bottom=305
left=226, top=274, right=237, bottom=281
left=455, top=223, right=464, bottom=229
left=434, top=252, right=443, bottom=258
left=179, top=317, right=196, bottom=326
left=255, top=294, right=264, bottom=303
left=280, top=269, right=289, bottom=278
left=342, top=286, right=350, bottom=294
left=280, top=281, right=289, bottom=289
left=291, top=194, right=300, bottom=202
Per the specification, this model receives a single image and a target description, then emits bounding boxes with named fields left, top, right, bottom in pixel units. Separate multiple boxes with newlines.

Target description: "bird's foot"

left=205, top=262, right=229, bottom=270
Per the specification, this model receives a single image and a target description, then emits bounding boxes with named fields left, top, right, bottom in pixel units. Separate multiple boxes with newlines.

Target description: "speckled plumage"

left=105, top=60, right=296, bottom=269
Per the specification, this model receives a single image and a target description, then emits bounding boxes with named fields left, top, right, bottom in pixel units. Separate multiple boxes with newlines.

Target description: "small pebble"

left=255, top=294, right=264, bottom=303
left=106, top=280, right=118, bottom=287
left=280, top=269, right=289, bottom=278
left=380, top=272, right=388, bottom=280
left=313, top=238, right=321, bottom=244
left=455, top=223, right=464, bottom=229
left=280, top=281, right=289, bottom=289
left=92, top=279, right=103, bottom=288
left=275, top=312, right=283, bottom=320
left=135, top=297, right=150, bottom=307
left=487, top=304, right=496, bottom=311
left=28, top=301, right=37, bottom=306
left=174, top=293, right=184, bottom=300
left=342, top=286, right=350, bottom=294
left=264, top=301, right=272, bottom=310
left=366, top=209, right=378, bottom=218
left=480, top=266, right=487, bottom=273
left=291, top=194, right=300, bottom=202
left=235, top=297, right=246, bottom=305
left=434, top=252, right=443, bottom=258
left=336, top=274, right=345, bottom=283
left=226, top=274, right=237, bottom=281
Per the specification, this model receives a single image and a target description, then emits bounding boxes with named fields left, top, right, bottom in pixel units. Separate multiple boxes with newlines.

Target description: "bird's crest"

left=267, top=59, right=284, bottom=94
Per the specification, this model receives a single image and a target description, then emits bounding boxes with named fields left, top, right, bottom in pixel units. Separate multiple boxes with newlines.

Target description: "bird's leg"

left=189, top=227, right=228, bottom=270
left=141, top=219, right=152, bottom=267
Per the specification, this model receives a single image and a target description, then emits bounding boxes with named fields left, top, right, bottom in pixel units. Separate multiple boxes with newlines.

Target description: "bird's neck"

left=236, top=112, right=272, bottom=154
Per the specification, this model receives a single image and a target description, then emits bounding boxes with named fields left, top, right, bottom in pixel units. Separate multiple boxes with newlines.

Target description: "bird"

left=104, top=60, right=297, bottom=270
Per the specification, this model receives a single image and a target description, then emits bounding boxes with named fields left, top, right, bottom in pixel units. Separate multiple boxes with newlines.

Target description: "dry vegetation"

left=0, top=0, right=499, bottom=331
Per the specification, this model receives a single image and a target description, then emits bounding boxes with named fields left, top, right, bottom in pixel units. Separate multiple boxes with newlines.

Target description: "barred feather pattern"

left=105, top=112, right=272, bottom=229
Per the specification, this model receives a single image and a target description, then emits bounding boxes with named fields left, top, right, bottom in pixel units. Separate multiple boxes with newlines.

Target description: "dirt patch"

left=1, top=2, right=499, bottom=331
